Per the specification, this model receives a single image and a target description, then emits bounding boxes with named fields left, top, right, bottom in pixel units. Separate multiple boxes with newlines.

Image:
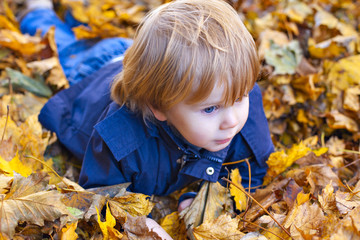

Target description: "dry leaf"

left=60, top=222, right=78, bottom=240
left=96, top=202, right=122, bottom=240
left=160, top=211, right=187, bottom=240
left=230, top=168, right=247, bottom=211
left=0, top=190, right=71, bottom=238
left=193, top=214, right=244, bottom=240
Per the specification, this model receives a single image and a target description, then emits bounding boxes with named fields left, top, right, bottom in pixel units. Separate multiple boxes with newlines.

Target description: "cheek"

left=181, top=120, right=214, bottom=144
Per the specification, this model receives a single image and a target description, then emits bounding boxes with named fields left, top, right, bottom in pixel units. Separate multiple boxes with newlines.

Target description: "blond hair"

left=111, top=0, right=259, bottom=120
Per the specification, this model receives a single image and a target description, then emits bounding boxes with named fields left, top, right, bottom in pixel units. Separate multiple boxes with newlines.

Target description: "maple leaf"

left=193, top=214, right=245, bottom=240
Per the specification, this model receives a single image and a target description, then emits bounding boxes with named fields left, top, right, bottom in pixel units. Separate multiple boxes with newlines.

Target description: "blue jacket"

left=38, top=60, right=274, bottom=196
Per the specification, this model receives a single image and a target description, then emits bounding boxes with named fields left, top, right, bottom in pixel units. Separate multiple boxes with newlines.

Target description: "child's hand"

left=145, top=218, right=173, bottom=239
left=178, top=198, right=194, bottom=213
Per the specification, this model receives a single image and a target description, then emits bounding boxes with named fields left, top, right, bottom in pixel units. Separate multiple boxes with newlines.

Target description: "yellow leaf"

left=61, top=222, right=78, bottom=240
left=193, top=214, right=244, bottom=240
left=326, top=110, right=359, bottom=132
left=312, top=147, right=328, bottom=157
left=0, top=156, right=13, bottom=177
left=265, top=142, right=311, bottom=183
left=230, top=168, right=247, bottom=211
left=0, top=30, right=44, bottom=56
left=296, top=191, right=310, bottom=205
left=160, top=212, right=187, bottom=240
left=326, top=55, right=360, bottom=91
left=0, top=116, right=22, bottom=144
left=343, top=86, right=360, bottom=112
left=96, top=202, right=122, bottom=240
left=9, top=153, right=32, bottom=177
left=109, top=193, right=154, bottom=217
left=0, top=16, right=19, bottom=33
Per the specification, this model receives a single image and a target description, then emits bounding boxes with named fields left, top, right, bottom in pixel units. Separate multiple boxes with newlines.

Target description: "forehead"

left=184, top=83, right=230, bottom=107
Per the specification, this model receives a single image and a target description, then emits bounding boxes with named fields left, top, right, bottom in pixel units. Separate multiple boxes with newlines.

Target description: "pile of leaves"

left=0, top=0, right=359, bottom=239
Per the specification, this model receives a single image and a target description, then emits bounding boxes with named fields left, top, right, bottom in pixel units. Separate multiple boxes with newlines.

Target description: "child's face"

left=153, top=85, right=249, bottom=152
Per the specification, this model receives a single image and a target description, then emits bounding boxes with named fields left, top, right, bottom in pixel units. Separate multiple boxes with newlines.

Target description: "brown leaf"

left=0, top=190, right=72, bottom=238
left=84, top=194, right=107, bottom=221
left=179, top=181, right=232, bottom=231
left=318, top=182, right=337, bottom=215
left=193, top=214, right=244, bottom=240
left=284, top=201, right=327, bottom=239
left=123, top=215, right=162, bottom=240
left=61, top=191, right=94, bottom=212
left=335, top=191, right=360, bottom=215
left=304, top=164, right=343, bottom=194
left=5, top=172, right=49, bottom=199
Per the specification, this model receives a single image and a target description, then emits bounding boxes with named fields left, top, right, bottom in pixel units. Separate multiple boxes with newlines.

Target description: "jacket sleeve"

left=78, top=127, right=131, bottom=189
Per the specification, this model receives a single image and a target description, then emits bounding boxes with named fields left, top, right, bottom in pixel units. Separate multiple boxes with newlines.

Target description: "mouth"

left=215, top=138, right=232, bottom=145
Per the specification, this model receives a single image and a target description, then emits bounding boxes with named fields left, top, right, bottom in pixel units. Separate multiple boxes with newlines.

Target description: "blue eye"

left=203, top=106, right=217, bottom=113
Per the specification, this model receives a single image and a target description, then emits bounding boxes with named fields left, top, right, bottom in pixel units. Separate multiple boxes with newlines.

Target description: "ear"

left=149, top=105, right=167, bottom=121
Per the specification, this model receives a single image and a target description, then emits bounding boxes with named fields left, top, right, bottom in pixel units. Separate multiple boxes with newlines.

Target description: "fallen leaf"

left=60, top=222, right=78, bottom=240
left=230, top=168, right=247, bottom=211
left=179, top=181, right=232, bottom=232
left=318, top=182, right=337, bottom=215
left=264, top=40, right=303, bottom=75
left=0, top=190, right=72, bottom=238
left=160, top=211, right=187, bottom=240
left=109, top=193, right=154, bottom=217
left=96, top=202, right=122, bottom=240
left=123, top=214, right=162, bottom=240
left=283, top=201, right=327, bottom=239
left=193, top=214, right=244, bottom=240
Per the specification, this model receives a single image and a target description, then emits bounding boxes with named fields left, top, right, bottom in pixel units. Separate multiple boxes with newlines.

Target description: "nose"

left=220, top=107, right=240, bottom=130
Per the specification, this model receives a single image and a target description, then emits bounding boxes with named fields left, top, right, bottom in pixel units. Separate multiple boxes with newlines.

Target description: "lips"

left=215, top=138, right=232, bottom=144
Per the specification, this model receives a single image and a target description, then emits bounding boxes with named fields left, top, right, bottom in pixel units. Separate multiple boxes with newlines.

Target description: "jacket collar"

left=157, top=120, right=230, bottom=163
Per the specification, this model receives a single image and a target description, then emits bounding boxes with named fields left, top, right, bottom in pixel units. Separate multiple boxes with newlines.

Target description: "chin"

left=205, top=144, right=229, bottom=153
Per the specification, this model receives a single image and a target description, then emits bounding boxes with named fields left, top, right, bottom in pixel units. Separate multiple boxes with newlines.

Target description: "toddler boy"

left=22, top=0, right=273, bottom=201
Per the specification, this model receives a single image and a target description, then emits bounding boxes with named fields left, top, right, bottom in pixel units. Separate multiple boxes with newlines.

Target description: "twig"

left=1, top=105, right=10, bottom=144
left=340, top=158, right=360, bottom=169
left=341, top=149, right=360, bottom=155
left=24, top=155, right=71, bottom=188
left=241, top=159, right=252, bottom=224
left=222, top=177, right=292, bottom=238
left=241, top=218, right=286, bottom=240
left=222, top=159, right=246, bottom=166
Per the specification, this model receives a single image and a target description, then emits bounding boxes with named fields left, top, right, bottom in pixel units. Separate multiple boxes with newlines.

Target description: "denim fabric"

left=20, top=8, right=132, bottom=85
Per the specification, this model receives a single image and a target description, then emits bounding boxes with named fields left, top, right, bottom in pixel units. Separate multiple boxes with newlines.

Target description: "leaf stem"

left=241, top=218, right=286, bottom=240
left=341, top=149, right=360, bottom=155
left=1, top=105, right=9, bottom=144
left=24, top=155, right=70, bottom=188
left=221, top=177, right=292, bottom=238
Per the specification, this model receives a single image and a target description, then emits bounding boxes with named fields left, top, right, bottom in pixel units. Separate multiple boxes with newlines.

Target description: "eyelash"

left=202, top=94, right=248, bottom=114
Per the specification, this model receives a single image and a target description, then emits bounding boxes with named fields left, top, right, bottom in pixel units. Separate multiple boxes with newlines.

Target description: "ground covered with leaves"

left=0, top=0, right=360, bottom=239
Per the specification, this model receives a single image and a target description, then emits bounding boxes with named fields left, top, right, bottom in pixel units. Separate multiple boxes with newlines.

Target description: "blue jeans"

left=20, top=9, right=132, bottom=85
